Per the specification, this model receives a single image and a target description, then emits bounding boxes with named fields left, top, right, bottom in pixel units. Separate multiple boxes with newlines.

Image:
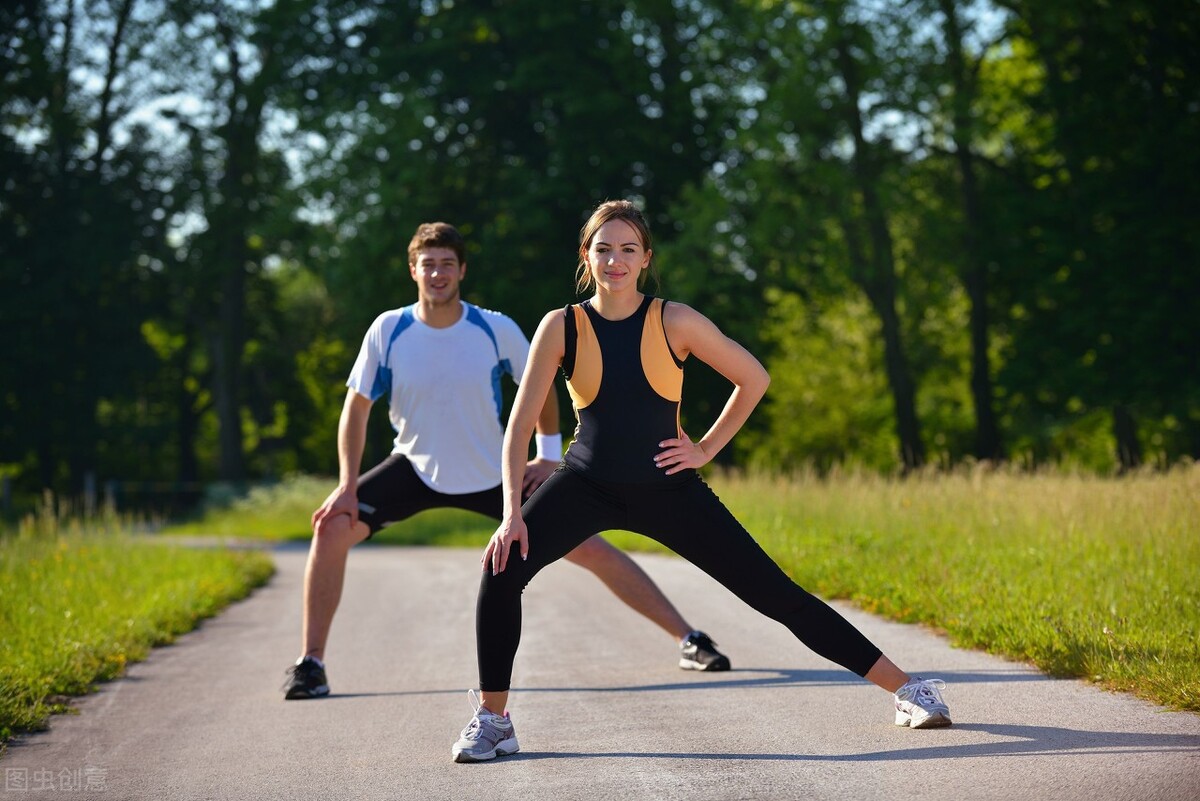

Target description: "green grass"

left=163, top=477, right=328, bottom=541
left=703, top=464, right=1200, bottom=714
left=0, top=521, right=274, bottom=747
left=161, top=474, right=496, bottom=546
left=164, top=467, right=1200, bottom=714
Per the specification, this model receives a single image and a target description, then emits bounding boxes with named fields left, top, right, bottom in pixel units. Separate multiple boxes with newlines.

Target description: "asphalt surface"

left=4, top=542, right=1199, bottom=801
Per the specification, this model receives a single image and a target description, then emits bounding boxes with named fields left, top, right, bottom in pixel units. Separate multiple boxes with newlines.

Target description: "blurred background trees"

left=2, top=0, right=1197, bottom=509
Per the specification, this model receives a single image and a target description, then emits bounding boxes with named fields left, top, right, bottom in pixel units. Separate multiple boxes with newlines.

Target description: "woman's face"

left=586, top=219, right=651, bottom=294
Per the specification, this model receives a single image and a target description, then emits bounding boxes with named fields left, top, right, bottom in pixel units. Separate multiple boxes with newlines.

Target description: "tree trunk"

left=940, top=0, right=1002, bottom=461
left=834, top=28, right=926, bottom=470
left=1112, top=405, right=1142, bottom=472
left=208, top=16, right=271, bottom=482
left=868, top=278, right=926, bottom=470
left=92, top=0, right=136, bottom=166
left=212, top=243, right=247, bottom=482
left=1184, top=412, right=1200, bottom=461
left=174, top=331, right=201, bottom=486
left=36, top=437, right=55, bottom=490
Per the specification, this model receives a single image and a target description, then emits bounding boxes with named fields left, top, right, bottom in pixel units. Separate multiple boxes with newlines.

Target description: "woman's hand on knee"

left=483, top=516, right=528, bottom=575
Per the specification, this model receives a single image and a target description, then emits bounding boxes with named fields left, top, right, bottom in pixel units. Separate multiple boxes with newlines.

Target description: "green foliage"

left=0, top=2, right=172, bottom=490
left=988, top=0, right=1200, bottom=465
left=0, top=529, right=274, bottom=744
left=298, top=0, right=755, bottom=336
left=744, top=289, right=899, bottom=471
left=163, top=475, right=327, bottom=541
left=3, top=0, right=1197, bottom=493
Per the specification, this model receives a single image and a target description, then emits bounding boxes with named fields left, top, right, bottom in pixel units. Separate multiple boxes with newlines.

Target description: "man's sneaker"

left=283, top=657, right=329, bottom=700
left=679, top=631, right=731, bottom=672
left=894, top=677, right=951, bottom=728
left=452, top=691, right=520, bottom=763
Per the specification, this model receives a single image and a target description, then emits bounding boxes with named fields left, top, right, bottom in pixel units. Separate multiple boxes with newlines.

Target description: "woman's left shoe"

left=894, top=677, right=952, bottom=728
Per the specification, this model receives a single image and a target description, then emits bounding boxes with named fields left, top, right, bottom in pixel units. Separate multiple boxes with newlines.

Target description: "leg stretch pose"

left=476, top=468, right=885, bottom=694
left=287, top=456, right=728, bottom=698
left=285, top=221, right=728, bottom=700
left=452, top=201, right=949, bottom=762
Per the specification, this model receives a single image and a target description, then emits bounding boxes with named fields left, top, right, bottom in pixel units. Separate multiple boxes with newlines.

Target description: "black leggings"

left=476, top=466, right=883, bottom=691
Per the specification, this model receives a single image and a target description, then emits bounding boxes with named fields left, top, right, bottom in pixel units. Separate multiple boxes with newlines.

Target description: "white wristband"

left=535, top=433, right=563, bottom=461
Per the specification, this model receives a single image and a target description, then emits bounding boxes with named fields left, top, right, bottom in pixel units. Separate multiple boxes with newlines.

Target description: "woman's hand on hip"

left=654, top=428, right=711, bottom=475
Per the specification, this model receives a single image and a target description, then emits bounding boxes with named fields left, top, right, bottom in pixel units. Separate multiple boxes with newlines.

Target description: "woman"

left=451, top=200, right=950, bottom=763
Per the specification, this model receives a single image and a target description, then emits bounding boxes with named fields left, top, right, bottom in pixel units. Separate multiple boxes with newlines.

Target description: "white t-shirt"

left=346, top=301, right=530, bottom=494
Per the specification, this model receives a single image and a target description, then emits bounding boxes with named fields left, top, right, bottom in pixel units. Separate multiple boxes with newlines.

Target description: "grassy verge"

left=160, top=475, right=496, bottom=546
left=0, top=525, right=274, bottom=748
left=165, top=467, right=1200, bottom=713
left=611, top=464, right=1200, bottom=714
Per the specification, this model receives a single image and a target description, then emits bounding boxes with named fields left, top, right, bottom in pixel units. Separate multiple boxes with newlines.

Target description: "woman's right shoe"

left=452, top=690, right=520, bottom=763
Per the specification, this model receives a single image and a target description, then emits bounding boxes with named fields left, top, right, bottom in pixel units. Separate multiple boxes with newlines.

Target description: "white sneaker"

left=894, top=678, right=952, bottom=728
left=452, top=690, right=520, bottom=763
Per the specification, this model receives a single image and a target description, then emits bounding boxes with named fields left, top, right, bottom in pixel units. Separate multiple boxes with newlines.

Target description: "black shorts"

left=356, top=454, right=503, bottom=537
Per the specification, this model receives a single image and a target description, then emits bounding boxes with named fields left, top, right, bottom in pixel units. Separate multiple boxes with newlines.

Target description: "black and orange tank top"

left=561, top=295, right=687, bottom=483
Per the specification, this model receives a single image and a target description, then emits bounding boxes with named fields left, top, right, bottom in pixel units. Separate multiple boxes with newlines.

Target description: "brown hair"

left=575, top=200, right=659, bottom=294
left=407, top=222, right=466, bottom=267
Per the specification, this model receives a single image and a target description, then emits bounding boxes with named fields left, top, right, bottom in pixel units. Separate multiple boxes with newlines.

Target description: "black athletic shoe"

left=283, top=657, right=330, bottom=699
left=679, top=631, right=731, bottom=672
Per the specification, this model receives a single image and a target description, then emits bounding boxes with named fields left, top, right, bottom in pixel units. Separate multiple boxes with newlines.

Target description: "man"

left=284, top=222, right=730, bottom=699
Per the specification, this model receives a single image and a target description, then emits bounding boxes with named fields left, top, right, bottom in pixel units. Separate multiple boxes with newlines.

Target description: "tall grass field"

left=690, top=466, right=1200, bottom=714
left=0, top=516, right=273, bottom=748
left=165, top=467, right=1200, bottom=714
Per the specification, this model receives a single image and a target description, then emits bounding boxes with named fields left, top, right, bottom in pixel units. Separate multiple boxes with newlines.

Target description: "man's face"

left=410, top=247, right=466, bottom=306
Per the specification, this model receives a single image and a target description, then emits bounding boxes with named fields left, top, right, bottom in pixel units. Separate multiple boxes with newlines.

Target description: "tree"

left=928, top=0, right=1005, bottom=460
left=150, top=0, right=364, bottom=481
left=1, top=0, right=170, bottom=494
left=668, top=0, right=935, bottom=469
left=993, top=0, right=1200, bottom=468
left=287, top=0, right=753, bottom=330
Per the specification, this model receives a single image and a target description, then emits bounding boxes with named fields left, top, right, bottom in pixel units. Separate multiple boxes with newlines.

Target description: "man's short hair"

left=408, top=222, right=466, bottom=266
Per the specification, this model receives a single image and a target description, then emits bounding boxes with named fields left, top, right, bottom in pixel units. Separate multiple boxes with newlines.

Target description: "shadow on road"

left=316, top=666, right=1059, bottom=699
left=499, top=724, right=1200, bottom=763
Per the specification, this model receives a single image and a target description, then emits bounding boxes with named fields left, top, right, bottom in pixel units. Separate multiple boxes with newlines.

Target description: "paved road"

left=4, top=543, right=1199, bottom=800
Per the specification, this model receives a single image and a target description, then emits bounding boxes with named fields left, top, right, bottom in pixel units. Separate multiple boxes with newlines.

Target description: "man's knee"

left=563, top=534, right=623, bottom=568
left=312, top=513, right=368, bottom=555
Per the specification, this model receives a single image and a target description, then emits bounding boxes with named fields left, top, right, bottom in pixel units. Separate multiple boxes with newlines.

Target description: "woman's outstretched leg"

left=633, top=475, right=951, bottom=728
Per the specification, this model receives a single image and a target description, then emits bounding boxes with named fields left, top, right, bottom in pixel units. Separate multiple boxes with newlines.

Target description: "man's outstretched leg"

left=563, top=535, right=731, bottom=671
left=284, top=512, right=371, bottom=699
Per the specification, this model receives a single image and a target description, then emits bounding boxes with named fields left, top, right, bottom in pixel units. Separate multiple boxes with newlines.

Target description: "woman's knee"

left=480, top=563, right=534, bottom=601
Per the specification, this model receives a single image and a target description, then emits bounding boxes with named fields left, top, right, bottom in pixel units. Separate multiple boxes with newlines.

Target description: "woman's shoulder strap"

left=562, top=303, right=578, bottom=379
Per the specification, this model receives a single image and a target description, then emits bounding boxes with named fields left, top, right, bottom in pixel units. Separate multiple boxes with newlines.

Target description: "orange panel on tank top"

left=566, top=305, right=602, bottom=410
left=641, top=299, right=683, bottom=402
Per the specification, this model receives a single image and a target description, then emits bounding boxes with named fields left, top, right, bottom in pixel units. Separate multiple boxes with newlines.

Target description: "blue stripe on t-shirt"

left=464, top=304, right=511, bottom=422
left=372, top=305, right=416, bottom=402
